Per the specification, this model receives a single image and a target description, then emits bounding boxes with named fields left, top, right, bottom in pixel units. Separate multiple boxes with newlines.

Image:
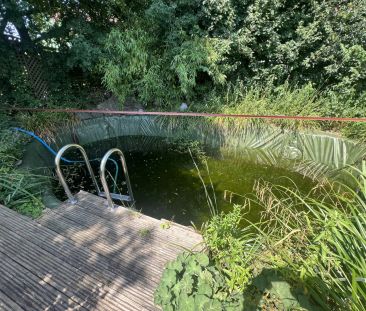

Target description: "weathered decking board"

left=0, top=191, right=203, bottom=310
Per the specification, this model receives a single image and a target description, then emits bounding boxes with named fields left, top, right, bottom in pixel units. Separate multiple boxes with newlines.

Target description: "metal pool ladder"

left=55, top=144, right=101, bottom=204
left=55, top=144, right=134, bottom=208
left=99, top=148, right=134, bottom=208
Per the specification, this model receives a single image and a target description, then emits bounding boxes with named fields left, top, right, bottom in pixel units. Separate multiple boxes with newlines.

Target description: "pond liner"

left=20, top=115, right=366, bottom=209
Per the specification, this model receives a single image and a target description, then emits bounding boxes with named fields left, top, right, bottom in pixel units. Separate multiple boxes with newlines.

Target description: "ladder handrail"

left=100, top=148, right=134, bottom=208
left=55, top=144, right=100, bottom=204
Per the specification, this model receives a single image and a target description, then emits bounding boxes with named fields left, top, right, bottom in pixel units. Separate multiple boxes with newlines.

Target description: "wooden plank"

left=0, top=206, right=155, bottom=309
left=0, top=252, right=83, bottom=311
left=0, top=207, right=158, bottom=291
left=37, top=214, right=165, bottom=281
left=41, top=204, right=182, bottom=262
left=38, top=196, right=202, bottom=266
left=0, top=290, right=24, bottom=311
left=76, top=191, right=202, bottom=245
left=0, top=207, right=157, bottom=310
left=0, top=192, right=203, bottom=311
left=0, top=206, right=157, bottom=287
left=0, top=209, right=156, bottom=288
left=46, top=192, right=202, bottom=250
left=0, top=226, right=108, bottom=309
left=0, top=226, right=154, bottom=311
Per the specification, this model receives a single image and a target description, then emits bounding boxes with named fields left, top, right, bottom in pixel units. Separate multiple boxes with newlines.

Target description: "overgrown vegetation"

left=102, top=0, right=366, bottom=115
left=1, top=0, right=118, bottom=107
left=199, top=171, right=366, bottom=310
left=2, top=1, right=366, bottom=122
left=154, top=252, right=244, bottom=310
left=157, top=166, right=366, bottom=310
left=2, top=1, right=366, bottom=308
left=0, top=114, right=45, bottom=217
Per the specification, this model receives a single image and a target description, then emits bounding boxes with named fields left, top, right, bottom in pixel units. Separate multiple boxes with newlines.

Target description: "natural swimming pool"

left=21, top=116, right=365, bottom=227
left=52, top=135, right=319, bottom=227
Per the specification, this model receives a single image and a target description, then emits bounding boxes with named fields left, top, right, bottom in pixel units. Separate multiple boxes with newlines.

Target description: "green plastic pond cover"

left=21, top=115, right=366, bottom=207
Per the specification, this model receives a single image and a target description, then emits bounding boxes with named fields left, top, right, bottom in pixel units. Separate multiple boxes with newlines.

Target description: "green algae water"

left=53, top=135, right=318, bottom=227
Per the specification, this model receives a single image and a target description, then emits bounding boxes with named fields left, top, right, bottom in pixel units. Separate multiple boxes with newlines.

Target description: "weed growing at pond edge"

left=156, top=165, right=366, bottom=310
left=198, top=171, right=366, bottom=310
left=154, top=252, right=243, bottom=311
left=137, top=228, right=150, bottom=238
left=0, top=120, right=46, bottom=218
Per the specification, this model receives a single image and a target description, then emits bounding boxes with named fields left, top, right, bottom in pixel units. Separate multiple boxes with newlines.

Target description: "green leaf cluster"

left=154, top=252, right=244, bottom=310
left=1, top=0, right=147, bottom=107
left=102, top=0, right=366, bottom=112
left=203, top=205, right=258, bottom=292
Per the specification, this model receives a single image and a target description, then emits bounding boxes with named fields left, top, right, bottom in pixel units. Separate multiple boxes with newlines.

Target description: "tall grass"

left=189, top=148, right=218, bottom=217
left=202, top=164, right=366, bottom=310
left=253, top=175, right=366, bottom=309
left=202, top=82, right=366, bottom=141
left=0, top=125, right=46, bottom=218
left=16, top=111, right=79, bottom=142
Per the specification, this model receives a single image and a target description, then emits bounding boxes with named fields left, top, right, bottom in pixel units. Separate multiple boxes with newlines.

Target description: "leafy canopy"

left=102, top=0, right=366, bottom=110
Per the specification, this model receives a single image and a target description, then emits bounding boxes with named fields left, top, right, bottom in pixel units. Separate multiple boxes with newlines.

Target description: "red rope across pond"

left=2, top=107, right=366, bottom=122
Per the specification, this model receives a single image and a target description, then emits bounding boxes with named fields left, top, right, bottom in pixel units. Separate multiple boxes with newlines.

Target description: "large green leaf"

left=166, top=259, right=184, bottom=273
left=161, top=269, right=178, bottom=288
left=177, top=292, right=195, bottom=310
left=195, top=253, right=210, bottom=267
left=180, top=274, right=194, bottom=295
left=197, top=282, right=213, bottom=296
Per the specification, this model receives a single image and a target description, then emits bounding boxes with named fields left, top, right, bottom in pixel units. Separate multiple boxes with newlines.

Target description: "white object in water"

left=179, top=103, right=188, bottom=111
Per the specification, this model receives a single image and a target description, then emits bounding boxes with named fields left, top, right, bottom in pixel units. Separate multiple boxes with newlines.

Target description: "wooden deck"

left=0, top=191, right=202, bottom=310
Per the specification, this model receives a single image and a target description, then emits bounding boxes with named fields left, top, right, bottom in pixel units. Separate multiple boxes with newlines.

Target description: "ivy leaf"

left=176, top=252, right=190, bottom=264
left=203, top=299, right=222, bottom=311
left=194, top=294, right=211, bottom=310
left=271, top=280, right=300, bottom=309
left=199, top=270, right=214, bottom=286
left=172, top=282, right=182, bottom=297
left=177, top=292, right=195, bottom=309
left=186, top=258, right=202, bottom=275
left=154, top=285, right=172, bottom=306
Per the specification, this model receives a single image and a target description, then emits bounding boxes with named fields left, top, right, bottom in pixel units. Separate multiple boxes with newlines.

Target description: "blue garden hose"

left=12, top=127, right=119, bottom=192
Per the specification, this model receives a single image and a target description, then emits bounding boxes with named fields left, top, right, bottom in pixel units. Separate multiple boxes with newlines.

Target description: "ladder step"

left=99, top=192, right=132, bottom=202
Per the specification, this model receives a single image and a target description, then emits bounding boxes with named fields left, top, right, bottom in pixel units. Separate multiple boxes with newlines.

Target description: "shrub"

left=154, top=252, right=244, bottom=310
left=102, top=0, right=366, bottom=111
left=202, top=205, right=257, bottom=292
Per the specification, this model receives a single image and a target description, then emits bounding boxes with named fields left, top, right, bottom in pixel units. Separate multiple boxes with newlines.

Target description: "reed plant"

left=0, top=125, right=46, bottom=218
left=202, top=165, right=366, bottom=310
left=16, top=111, right=79, bottom=142
left=253, top=168, right=366, bottom=310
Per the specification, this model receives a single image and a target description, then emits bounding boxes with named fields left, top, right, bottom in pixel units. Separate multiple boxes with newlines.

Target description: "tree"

left=102, top=0, right=366, bottom=110
left=0, top=0, right=148, bottom=106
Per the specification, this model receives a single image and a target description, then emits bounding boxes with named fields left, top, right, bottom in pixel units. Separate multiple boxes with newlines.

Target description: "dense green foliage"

left=203, top=205, right=254, bottom=291
left=0, top=0, right=138, bottom=106
left=2, top=2, right=366, bottom=307
left=201, top=170, right=366, bottom=310
left=2, top=0, right=365, bottom=121
left=0, top=114, right=45, bottom=217
left=103, top=0, right=366, bottom=114
left=154, top=252, right=244, bottom=310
